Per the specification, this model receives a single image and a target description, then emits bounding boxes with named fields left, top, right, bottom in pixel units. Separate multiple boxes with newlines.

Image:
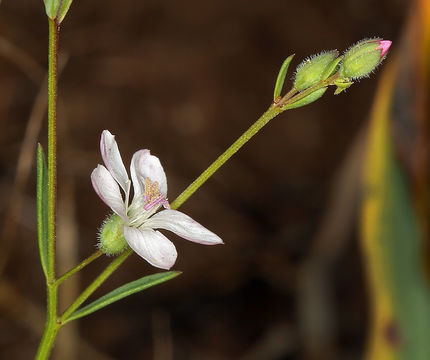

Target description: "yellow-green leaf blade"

left=361, top=60, right=430, bottom=360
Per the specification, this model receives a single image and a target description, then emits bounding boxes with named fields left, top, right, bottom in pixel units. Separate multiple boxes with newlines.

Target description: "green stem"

left=47, top=18, right=58, bottom=281
left=280, top=88, right=297, bottom=103
left=170, top=75, right=338, bottom=211
left=35, top=18, right=59, bottom=360
left=60, top=249, right=132, bottom=323
left=170, top=105, right=282, bottom=209
left=55, top=250, right=103, bottom=287
left=35, top=285, right=60, bottom=359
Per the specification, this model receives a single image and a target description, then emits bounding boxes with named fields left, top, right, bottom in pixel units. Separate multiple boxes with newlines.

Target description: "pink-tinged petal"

left=100, top=130, right=129, bottom=192
left=123, top=226, right=177, bottom=269
left=130, top=149, right=167, bottom=197
left=91, top=165, right=127, bottom=220
left=377, top=40, right=391, bottom=58
left=144, top=209, right=223, bottom=245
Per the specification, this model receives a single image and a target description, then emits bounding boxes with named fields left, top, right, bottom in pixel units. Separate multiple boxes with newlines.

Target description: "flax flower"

left=91, top=130, right=223, bottom=269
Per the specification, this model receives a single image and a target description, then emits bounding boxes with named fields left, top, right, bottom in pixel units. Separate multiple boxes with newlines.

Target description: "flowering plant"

left=33, top=1, right=391, bottom=358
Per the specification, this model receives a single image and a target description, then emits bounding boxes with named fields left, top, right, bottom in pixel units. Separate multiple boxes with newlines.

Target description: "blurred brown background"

left=0, top=0, right=408, bottom=359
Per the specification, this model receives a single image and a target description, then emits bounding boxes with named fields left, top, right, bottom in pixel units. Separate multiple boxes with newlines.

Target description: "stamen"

left=143, top=178, right=170, bottom=211
left=144, top=196, right=168, bottom=210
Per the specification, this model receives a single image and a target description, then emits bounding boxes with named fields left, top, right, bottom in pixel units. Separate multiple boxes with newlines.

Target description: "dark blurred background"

left=0, top=0, right=409, bottom=359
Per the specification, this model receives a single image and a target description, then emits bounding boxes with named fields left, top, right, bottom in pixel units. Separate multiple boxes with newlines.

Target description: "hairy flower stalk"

left=92, top=130, right=223, bottom=269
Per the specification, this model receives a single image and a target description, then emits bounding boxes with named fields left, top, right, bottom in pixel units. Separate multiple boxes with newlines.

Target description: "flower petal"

left=130, top=149, right=167, bottom=197
left=130, top=149, right=149, bottom=200
left=91, top=164, right=127, bottom=220
left=144, top=209, right=223, bottom=245
left=123, top=226, right=177, bottom=269
left=100, top=130, right=129, bottom=192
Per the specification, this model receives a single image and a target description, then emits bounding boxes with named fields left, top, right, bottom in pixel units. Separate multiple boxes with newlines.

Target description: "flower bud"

left=338, top=38, right=391, bottom=80
left=293, top=51, right=339, bottom=91
left=98, top=214, right=128, bottom=255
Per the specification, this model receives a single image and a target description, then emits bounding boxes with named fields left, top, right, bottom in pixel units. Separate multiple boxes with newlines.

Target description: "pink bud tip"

left=377, top=40, right=392, bottom=58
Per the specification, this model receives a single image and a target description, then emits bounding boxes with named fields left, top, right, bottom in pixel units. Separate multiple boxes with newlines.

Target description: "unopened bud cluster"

left=275, top=38, right=391, bottom=108
left=293, top=38, right=391, bottom=95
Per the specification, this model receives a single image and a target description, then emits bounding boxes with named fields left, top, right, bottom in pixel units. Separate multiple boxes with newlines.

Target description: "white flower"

left=91, top=130, right=223, bottom=270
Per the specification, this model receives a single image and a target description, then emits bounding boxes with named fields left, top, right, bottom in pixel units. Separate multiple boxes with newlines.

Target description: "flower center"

left=143, top=178, right=169, bottom=211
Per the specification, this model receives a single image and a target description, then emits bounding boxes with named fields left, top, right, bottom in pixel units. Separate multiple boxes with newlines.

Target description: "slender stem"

left=60, top=249, right=132, bottom=323
left=35, top=18, right=60, bottom=360
left=55, top=250, right=103, bottom=287
left=35, top=285, right=60, bottom=359
left=47, top=18, right=59, bottom=281
left=281, top=88, right=297, bottom=103
left=170, top=105, right=281, bottom=209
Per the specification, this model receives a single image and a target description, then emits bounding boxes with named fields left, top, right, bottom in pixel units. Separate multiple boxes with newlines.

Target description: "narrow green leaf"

left=36, top=144, right=49, bottom=278
left=283, top=87, right=327, bottom=110
left=43, top=0, right=58, bottom=19
left=58, top=0, right=73, bottom=23
left=43, top=0, right=73, bottom=22
left=273, top=54, right=294, bottom=101
left=65, top=271, right=181, bottom=323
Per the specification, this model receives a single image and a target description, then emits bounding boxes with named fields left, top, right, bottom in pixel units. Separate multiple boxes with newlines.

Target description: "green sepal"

left=282, top=87, right=327, bottom=110
left=333, top=78, right=354, bottom=95
left=43, top=0, right=73, bottom=22
left=98, top=214, right=128, bottom=255
left=63, top=271, right=182, bottom=323
left=273, top=54, right=295, bottom=101
left=321, top=56, right=343, bottom=79
left=36, top=144, right=49, bottom=278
